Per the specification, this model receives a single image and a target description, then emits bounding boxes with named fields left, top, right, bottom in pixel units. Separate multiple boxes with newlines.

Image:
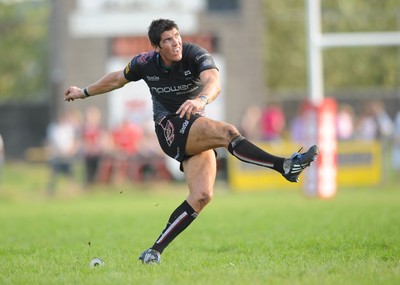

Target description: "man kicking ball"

left=64, top=18, right=319, bottom=264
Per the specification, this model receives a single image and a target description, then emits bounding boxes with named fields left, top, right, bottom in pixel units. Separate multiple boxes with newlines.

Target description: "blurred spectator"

left=260, top=102, right=286, bottom=141
left=355, top=100, right=394, bottom=183
left=370, top=100, right=394, bottom=183
left=239, top=105, right=262, bottom=141
left=392, top=111, right=400, bottom=180
left=45, top=111, right=80, bottom=195
left=111, top=118, right=143, bottom=183
left=69, top=109, right=83, bottom=133
left=354, top=102, right=377, bottom=141
left=289, top=108, right=304, bottom=144
left=139, top=120, right=163, bottom=156
left=0, top=133, right=4, bottom=183
left=81, top=106, right=105, bottom=187
left=336, top=104, right=355, bottom=141
left=137, top=119, right=170, bottom=181
left=370, top=100, right=393, bottom=141
left=112, top=118, right=143, bottom=156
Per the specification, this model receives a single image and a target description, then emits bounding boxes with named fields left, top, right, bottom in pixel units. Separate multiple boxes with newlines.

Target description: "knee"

left=198, top=189, right=213, bottom=207
left=222, top=123, right=241, bottom=141
left=191, top=189, right=213, bottom=212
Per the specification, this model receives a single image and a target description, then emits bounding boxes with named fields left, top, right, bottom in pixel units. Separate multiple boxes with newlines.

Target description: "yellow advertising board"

left=228, top=140, right=381, bottom=190
left=336, top=141, right=381, bottom=186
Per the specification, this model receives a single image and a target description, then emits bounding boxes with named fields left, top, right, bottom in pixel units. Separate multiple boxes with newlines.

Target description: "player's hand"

left=176, top=98, right=206, bottom=119
left=64, top=86, right=84, bottom=102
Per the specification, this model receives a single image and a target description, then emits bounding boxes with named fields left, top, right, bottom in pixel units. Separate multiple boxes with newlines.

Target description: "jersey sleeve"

left=188, top=44, right=218, bottom=75
left=123, top=55, right=143, bottom=82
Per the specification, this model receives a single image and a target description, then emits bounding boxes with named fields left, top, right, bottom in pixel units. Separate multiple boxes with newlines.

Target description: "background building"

left=60, top=0, right=267, bottom=127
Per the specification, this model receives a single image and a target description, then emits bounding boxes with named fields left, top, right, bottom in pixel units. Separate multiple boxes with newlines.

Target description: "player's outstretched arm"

left=64, top=70, right=129, bottom=102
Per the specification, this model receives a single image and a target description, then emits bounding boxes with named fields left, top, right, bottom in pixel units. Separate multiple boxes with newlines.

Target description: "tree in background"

left=264, top=0, right=400, bottom=93
left=0, top=1, right=49, bottom=102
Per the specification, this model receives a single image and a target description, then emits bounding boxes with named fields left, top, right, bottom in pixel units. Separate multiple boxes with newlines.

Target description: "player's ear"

left=152, top=43, right=161, bottom=52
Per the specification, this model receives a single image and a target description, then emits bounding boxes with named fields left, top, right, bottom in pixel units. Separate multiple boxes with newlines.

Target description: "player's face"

left=157, top=28, right=182, bottom=66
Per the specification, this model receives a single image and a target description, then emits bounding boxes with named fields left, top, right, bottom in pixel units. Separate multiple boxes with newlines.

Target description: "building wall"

left=60, top=1, right=110, bottom=126
left=200, top=0, right=267, bottom=125
left=62, top=0, right=267, bottom=126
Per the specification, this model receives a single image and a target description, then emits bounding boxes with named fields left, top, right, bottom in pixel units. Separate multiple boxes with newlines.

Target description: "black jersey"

left=123, top=42, right=218, bottom=122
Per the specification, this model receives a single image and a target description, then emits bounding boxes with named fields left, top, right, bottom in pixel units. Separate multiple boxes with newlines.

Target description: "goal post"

left=304, top=0, right=400, bottom=198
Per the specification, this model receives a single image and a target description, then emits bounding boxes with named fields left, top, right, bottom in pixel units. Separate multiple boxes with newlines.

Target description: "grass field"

left=0, top=163, right=399, bottom=285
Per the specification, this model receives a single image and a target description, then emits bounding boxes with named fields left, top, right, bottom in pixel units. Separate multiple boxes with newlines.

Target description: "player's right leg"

left=281, top=145, right=319, bottom=182
left=186, top=117, right=287, bottom=173
left=185, top=116, right=318, bottom=182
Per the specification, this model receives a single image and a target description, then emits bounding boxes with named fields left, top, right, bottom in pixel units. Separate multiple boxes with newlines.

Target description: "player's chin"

left=173, top=54, right=182, bottom=61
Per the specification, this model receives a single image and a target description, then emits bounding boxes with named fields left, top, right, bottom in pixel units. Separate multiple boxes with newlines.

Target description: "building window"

left=207, top=0, right=239, bottom=13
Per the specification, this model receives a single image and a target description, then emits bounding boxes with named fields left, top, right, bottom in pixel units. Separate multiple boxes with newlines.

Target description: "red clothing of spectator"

left=82, top=126, right=103, bottom=156
left=260, top=105, right=285, bottom=141
left=112, top=120, right=143, bottom=155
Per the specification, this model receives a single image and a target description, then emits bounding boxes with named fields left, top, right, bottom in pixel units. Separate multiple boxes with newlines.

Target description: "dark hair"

left=148, top=19, right=179, bottom=48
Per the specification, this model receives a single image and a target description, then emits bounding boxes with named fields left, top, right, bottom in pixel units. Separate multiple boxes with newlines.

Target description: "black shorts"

left=155, top=113, right=202, bottom=163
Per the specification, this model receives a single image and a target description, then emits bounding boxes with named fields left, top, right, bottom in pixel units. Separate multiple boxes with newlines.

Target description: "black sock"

left=151, top=200, right=198, bottom=254
left=228, top=136, right=285, bottom=173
